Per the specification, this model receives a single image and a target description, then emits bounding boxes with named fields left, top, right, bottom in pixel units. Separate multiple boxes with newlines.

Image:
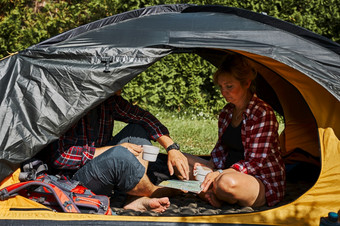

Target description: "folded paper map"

left=159, top=180, right=202, bottom=193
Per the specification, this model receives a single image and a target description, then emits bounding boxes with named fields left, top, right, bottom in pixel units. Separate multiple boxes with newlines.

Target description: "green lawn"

left=113, top=110, right=284, bottom=156
left=112, top=111, right=217, bottom=155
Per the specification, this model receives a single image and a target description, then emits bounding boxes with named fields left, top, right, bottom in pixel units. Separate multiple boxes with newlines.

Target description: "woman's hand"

left=119, top=143, right=143, bottom=156
left=193, top=162, right=215, bottom=192
left=200, top=170, right=221, bottom=193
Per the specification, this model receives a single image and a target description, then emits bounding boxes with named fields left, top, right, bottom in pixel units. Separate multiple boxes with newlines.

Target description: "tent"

left=1, top=4, right=339, bottom=225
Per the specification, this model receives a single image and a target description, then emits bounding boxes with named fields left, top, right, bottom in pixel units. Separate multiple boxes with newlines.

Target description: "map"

left=159, top=180, right=202, bottom=193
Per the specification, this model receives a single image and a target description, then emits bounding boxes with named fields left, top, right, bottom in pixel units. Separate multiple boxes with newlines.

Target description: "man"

left=43, top=90, right=189, bottom=212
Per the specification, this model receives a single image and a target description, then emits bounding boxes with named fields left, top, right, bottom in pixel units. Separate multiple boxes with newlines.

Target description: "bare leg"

left=127, top=172, right=182, bottom=198
left=126, top=152, right=182, bottom=198
left=124, top=196, right=170, bottom=213
left=211, top=169, right=266, bottom=207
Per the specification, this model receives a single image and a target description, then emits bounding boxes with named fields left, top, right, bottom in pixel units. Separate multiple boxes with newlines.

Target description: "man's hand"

left=167, top=149, right=190, bottom=180
left=94, top=143, right=142, bottom=158
left=119, top=143, right=143, bottom=156
left=155, top=135, right=190, bottom=180
left=94, top=146, right=114, bottom=158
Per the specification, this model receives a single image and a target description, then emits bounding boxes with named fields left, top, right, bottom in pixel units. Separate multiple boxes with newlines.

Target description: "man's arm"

left=52, top=120, right=96, bottom=170
left=111, top=95, right=169, bottom=140
left=112, top=95, right=190, bottom=179
left=53, top=144, right=95, bottom=170
left=156, top=135, right=189, bottom=180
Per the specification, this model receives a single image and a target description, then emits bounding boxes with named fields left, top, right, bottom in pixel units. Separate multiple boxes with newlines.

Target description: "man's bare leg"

left=126, top=153, right=182, bottom=198
left=123, top=196, right=170, bottom=213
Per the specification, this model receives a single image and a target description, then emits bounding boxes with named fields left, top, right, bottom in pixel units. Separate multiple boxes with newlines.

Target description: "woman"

left=185, top=54, right=285, bottom=208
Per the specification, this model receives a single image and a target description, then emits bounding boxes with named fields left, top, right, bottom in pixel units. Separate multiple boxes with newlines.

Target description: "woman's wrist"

left=215, top=169, right=223, bottom=174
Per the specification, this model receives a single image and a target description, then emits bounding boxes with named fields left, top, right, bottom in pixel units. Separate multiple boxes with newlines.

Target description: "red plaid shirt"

left=50, top=95, right=169, bottom=170
left=211, top=94, right=285, bottom=206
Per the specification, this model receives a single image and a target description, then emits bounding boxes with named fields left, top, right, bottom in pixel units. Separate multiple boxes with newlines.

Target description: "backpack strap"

left=20, top=159, right=48, bottom=182
left=0, top=181, right=81, bottom=213
left=36, top=174, right=80, bottom=192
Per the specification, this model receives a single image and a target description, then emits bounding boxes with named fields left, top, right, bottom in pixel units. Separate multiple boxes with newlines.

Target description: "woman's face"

left=217, top=73, right=250, bottom=105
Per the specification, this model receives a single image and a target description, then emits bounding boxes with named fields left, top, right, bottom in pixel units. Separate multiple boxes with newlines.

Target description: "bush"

left=122, top=53, right=225, bottom=117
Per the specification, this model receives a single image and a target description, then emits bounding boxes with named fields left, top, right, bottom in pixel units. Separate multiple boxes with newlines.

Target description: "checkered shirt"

left=211, top=94, right=286, bottom=206
left=50, top=95, right=169, bottom=170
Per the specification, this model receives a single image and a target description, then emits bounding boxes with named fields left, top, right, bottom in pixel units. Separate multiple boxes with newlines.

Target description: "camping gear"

left=0, top=4, right=339, bottom=225
left=0, top=159, right=112, bottom=215
left=319, top=212, right=340, bottom=226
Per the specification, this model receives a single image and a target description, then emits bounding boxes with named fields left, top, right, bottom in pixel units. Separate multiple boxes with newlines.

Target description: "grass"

left=112, top=110, right=284, bottom=156
left=112, top=110, right=218, bottom=155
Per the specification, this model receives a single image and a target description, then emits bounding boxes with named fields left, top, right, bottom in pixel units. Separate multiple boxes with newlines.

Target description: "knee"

left=104, top=146, right=139, bottom=167
left=213, top=174, right=238, bottom=195
left=105, top=146, right=129, bottom=160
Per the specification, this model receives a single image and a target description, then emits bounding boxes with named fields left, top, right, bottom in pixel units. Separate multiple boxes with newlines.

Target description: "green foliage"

left=0, top=0, right=116, bottom=58
left=122, top=53, right=225, bottom=117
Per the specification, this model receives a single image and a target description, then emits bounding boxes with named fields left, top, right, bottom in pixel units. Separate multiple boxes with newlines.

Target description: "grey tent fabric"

left=0, top=47, right=171, bottom=181
left=1, top=4, right=340, bottom=181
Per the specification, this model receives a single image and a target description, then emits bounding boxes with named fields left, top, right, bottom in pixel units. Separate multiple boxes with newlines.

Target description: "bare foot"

left=123, top=196, right=170, bottom=213
left=205, top=190, right=223, bottom=208
left=199, top=189, right=223, bottom=208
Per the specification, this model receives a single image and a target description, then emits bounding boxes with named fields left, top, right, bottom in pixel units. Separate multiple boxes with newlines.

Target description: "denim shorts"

left=73, top=124, right=152, bottom=196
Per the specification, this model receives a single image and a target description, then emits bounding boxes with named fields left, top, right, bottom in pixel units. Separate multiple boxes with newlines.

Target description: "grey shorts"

left=73, top=146, right=145, bottom=196
left=73, top=124, right=151, bottom=196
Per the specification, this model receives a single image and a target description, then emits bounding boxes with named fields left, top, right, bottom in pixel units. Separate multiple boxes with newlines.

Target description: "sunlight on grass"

left=112, top=110, right=217, bottom=155
left=154, top=115, right=217, bottom=155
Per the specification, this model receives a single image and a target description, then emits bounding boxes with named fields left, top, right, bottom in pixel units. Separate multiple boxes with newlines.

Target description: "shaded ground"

left=111, top=172, right=315, bottom=216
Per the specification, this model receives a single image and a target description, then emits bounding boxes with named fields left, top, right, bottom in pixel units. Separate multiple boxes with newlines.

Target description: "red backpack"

left=0, top=159, right=113, bottom=215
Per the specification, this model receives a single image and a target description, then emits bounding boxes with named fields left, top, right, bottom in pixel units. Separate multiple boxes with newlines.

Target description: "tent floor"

left=110, top=178, right=315, bottom=216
